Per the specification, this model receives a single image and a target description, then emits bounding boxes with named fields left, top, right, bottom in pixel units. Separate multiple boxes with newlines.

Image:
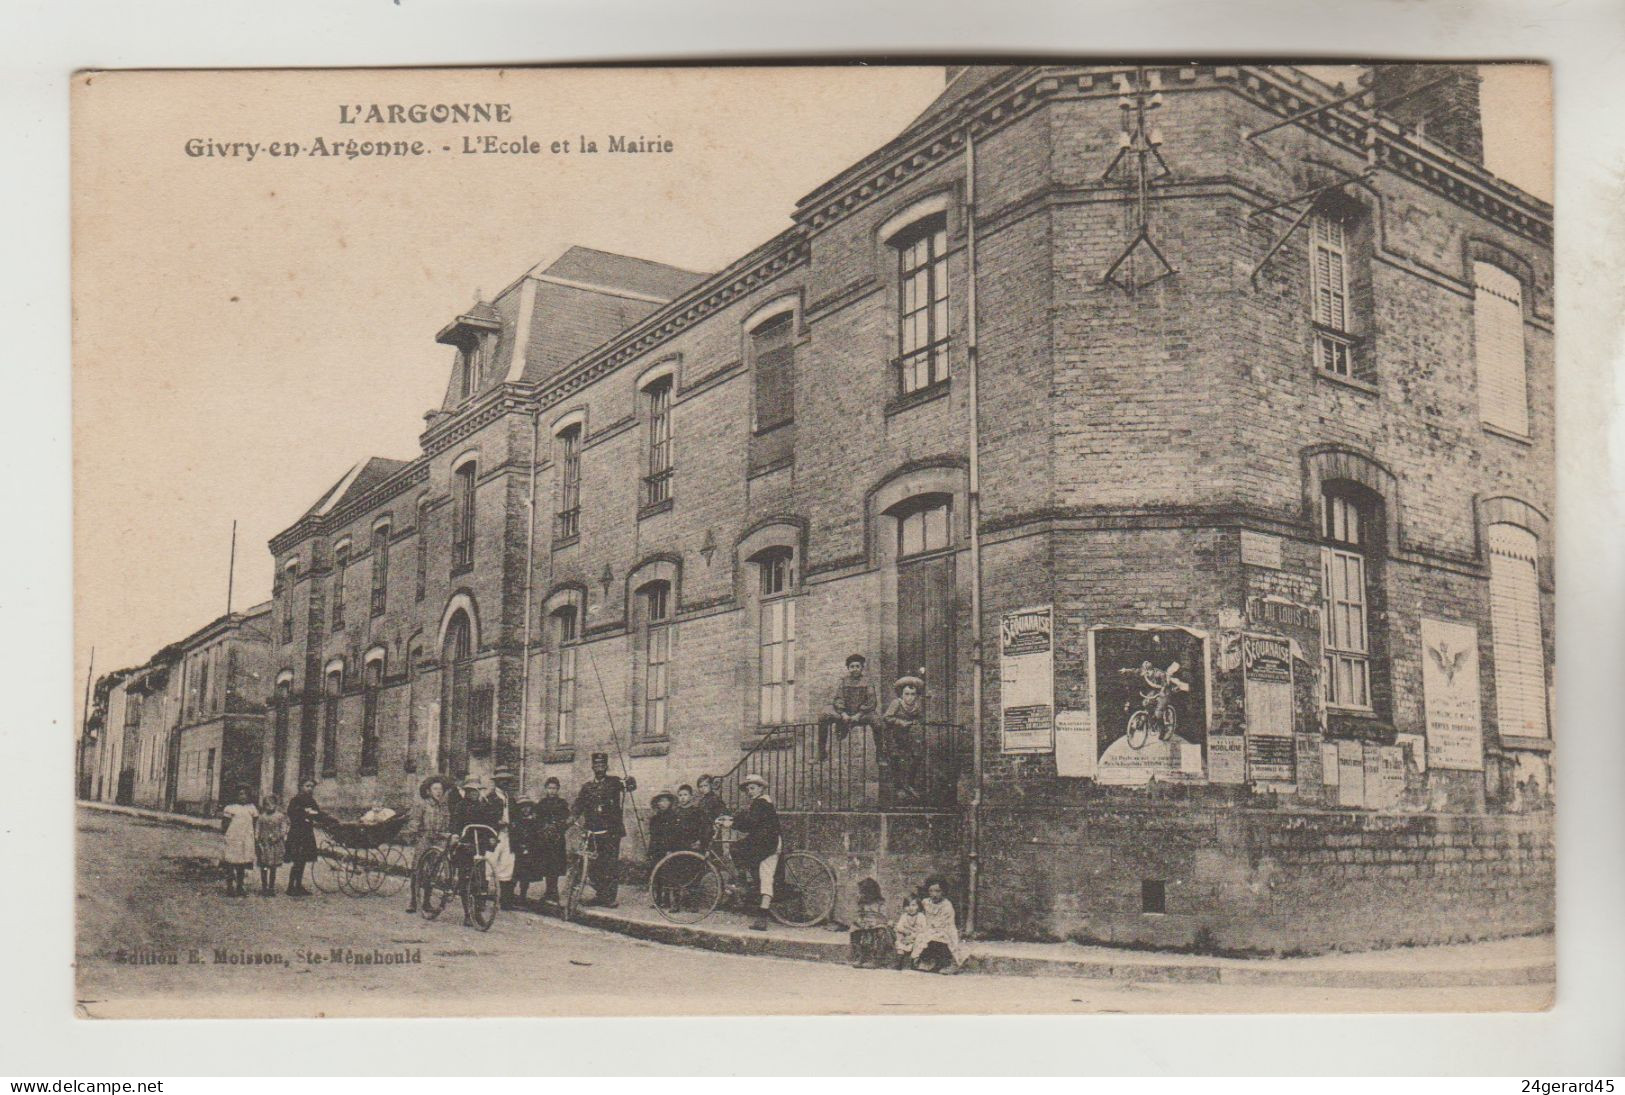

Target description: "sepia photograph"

left=70, top=60, right=1558, bottom=1022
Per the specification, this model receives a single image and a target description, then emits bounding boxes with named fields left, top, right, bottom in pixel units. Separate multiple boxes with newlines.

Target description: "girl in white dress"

left=221, top=785, right=258, bottom=897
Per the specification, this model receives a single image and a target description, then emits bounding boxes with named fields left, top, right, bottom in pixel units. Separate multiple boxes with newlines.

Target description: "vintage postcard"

left=72, top=62, right=1555, bottom=1019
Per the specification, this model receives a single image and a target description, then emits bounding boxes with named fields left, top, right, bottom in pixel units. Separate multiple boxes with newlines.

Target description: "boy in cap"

left=881, top=675, right=927, bottom=805
left=645, top=789, right=681, bottom=871
left=571, top=752, right=636, bottom=908
left=721, top=773, right=781, bottom=931
left=817, top=654, right=880, bottom=761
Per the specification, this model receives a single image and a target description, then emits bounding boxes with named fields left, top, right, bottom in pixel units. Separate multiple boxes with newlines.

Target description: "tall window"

left=272, top=680, right=291, bottom=795
left=441, top=610, right=473, bottom=773
left=196, top=657, right=209, bottom=720
left=1320, top=491, right=1372, bottom=710
left=331, top=543, right=349, bottom=631
left=895, top=215, right=950, bottom=394
left=1473, top=260, right=1529, bottom=436
left=898, top=498, right=953, bottom=558
left=415, top=500, right=429, bottom=601
left=643, top=378, right=674, bottom=509
left=751, top=313, right=795, bottom=432
left=639, top=582, right=671, bottom=739
left=452, top=462, right=476, bottom=574
left=1488, top=523, right=1548, bottom=737
left=757, top=553, right=796, bottom=725
left=552, top=607, right=578, bottom=746
left=556, top=425, right=582, bottom=540
left=321, top=666, right=342, bottom=777
left=457, top=337, right=486, bottom=402
left=360, top=656, right=382, bottom=774
left=404, top=641, right=423, bottom=772
left=370, top=522, right=390, bottom=617
left=281, top=558, right=297, bottom=643
left=1310, top=212, right=1355, bottom=377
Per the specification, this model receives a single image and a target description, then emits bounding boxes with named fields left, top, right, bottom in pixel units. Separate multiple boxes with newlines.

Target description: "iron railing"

left=719, top=719, right=966, bottom=813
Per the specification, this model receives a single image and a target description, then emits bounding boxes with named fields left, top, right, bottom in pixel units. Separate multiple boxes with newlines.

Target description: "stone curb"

left=81, top=801, right=1555, bottom=989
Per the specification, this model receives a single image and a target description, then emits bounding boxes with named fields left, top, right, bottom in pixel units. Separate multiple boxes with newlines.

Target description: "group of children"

left=219, top=785, right=291, bottom=897
left=641, top=773, right=730, bottom=869
left=849, top=874, right=967, bottom=974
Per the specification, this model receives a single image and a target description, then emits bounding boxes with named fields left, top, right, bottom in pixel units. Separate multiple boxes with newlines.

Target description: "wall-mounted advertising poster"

left=1243, top=634, right=1294, bottom=783
left=1421, top=618, right=1484, bottom=770
left=1089, top=625, right=1210, bottom=785
left=1000, top=605, right=1055, bottom=753
left=1053, top=709, right=1095, bottom=778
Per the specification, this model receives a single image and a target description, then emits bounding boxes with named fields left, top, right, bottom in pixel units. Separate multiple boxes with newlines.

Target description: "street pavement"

left=75, top=806, right=1550, bottom=1018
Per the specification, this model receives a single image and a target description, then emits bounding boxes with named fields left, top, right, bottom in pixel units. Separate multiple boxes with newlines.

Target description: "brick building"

left=266, top=64, right=1553, bottom=952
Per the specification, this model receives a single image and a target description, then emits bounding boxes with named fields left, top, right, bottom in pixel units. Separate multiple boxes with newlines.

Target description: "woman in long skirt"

left=284, top=779, right=322, bottom=896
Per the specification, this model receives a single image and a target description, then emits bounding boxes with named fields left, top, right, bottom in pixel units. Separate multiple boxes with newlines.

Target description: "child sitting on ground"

left=848, top=877, right=895, bottom=969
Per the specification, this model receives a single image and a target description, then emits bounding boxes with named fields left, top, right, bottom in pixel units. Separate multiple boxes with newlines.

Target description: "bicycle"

left=413, top=823, right=500, bottom=930
left=648, top=823, right=837, bottom=928
left=560, top=825, right=603, bottom=923
left=1120, top=662, right=1189, bottom=750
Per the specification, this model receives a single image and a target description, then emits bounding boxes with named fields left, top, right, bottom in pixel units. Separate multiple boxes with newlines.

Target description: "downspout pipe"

left=964, top=128, right=985, bottom=937
left=518, top=406, right=540, bottom=793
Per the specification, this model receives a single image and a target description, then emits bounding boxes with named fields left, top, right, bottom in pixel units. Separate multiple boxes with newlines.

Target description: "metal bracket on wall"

left=1247, top=164, right=1377, bottom=287
left=1101, top=67, right=1177, bottom=297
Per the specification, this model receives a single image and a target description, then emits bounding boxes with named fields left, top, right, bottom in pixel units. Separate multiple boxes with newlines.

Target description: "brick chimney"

left=1365, top=64, right=1484, bottom=163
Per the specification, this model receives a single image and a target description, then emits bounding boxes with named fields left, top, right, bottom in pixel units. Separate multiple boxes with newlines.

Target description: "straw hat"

left=739, top=773, right=768, bottom=790
left=893, top=674, right=926, bottom=694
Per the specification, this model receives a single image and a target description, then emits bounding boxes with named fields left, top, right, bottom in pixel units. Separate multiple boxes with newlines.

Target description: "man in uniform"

left=571, top=752, right=636, bottom=908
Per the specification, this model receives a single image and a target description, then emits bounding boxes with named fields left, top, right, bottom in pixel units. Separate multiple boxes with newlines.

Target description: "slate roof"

left=536, top=245, right=708, bottom=301
left=300, top=457, right=410, bottom=521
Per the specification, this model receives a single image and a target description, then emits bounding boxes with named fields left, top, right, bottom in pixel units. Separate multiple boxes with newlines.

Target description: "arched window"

left=360, top=651, right=384, bottom=775
left=751, top=312, right=796, bottom=433
left=414, top=498, right=430, bottom=602
left=635, top=581, right=672, bottom=740
left=404, top=639, right=424, bottom=773
left=1320, top=487, right=1374, bottom=711
left=642, top=377, right=674, bottom=510
left=452, top=461, right=477, bottom=574
left=1473, top=260, right=1529, bottom=436
left=1487, top=523, right=1548, bottom=737
left=555, top=423, right=582, bottom=541
left=755, top=550, right=797, bottom=725
left=551, top=606, right=578, bottom=747
left=321, top=663, right=343, bottom=777
left=280, top=559, right=299, bottom=645
left=1305, top=195, right=1373, bottom=383
left=331, top=541, right=350, bottom=631
left=370, top=521, right=390, bottom=618
left=891, top=214, right=950, bottom=395
left=272, top=678, right=292, bottom=796
left=440, top=609, right=473, bottom=774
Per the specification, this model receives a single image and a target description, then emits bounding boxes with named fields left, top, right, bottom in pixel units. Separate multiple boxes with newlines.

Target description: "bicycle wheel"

left=374, top=845, right=409, bottom=897
left=562, top=857, right=587, bottom=922
left=468, top=858, right=498, bottom=931
left=769, top=851, right=838, bottom=928
left=310, top=837, right=344, bottom=894
left=1160, top=706, right=1179, bottom=742
left=418, top=847, right=452, bottom=920
left=650, top=851, right=722, bottom=925
left=1125, top=710, right=1151, bottom=751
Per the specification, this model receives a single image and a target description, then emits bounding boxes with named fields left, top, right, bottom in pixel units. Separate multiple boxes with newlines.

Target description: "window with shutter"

left=1309, top=213, right=1356, bottom=378
left=1473, top=261, right=1529, bottom=436
left=1320, top=492, right=1372, bottom=710
left=1488, top=523, right=1548, bottom=737
left=552, top=608, right=577, bottom=746
left=756, top=552, right=796, bottom=725
left=751, top=313, right=795, bottom=431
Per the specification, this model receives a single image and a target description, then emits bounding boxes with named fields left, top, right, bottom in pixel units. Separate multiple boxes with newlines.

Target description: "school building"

left=261, top=64, right=1553, bottom=952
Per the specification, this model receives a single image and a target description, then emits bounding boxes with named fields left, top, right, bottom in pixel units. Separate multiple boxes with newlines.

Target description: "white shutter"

left=1488, top=523, right=1548, bottom=737
left=1473, top=261, right=1528, bottom=436
left=1310, top=216, right=1349, bottom=331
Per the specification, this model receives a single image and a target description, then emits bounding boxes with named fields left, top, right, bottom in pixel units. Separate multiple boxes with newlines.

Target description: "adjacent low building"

left=264, top=64, right=1553, bottom=952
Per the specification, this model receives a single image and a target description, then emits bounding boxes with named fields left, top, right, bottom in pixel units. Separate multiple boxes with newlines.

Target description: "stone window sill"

left=747, top=456, right=793, bottom=480
left=638, top=498, right=674, bottom=521
left=1481, top=422, right=1533, bottom=447
left=1498, top=735, right=1552, bottom=753
left=1315, top=369, right=1379, bottom=397
left=629, top=738, right=670, bottom=758
left=552, top=534, right=580, bottom=552
left=542, top=747, right=576, bottom=764
left=885, top=379, right=950, bottom=418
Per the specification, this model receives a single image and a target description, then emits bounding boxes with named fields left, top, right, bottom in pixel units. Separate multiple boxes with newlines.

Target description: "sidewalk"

left=569, top=885, right=1554, bottom=989
left=80, top=800, right=1555, bottom=989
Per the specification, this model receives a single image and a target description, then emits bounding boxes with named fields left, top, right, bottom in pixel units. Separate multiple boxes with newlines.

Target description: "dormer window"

left=435, top=301, right=503, bottom=405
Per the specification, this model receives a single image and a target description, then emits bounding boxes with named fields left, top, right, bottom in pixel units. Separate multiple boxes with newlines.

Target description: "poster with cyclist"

left=1089, top=625, right=1210, bottom=785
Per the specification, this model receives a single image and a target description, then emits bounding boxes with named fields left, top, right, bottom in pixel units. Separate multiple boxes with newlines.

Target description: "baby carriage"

left=311, top=812, right=411, bottom=896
